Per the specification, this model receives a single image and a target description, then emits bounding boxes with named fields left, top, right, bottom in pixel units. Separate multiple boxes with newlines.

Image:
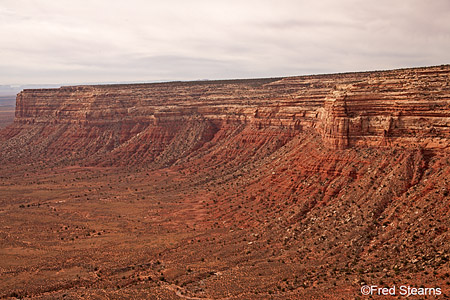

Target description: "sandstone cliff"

left=2, top=65, right=449, bottom=167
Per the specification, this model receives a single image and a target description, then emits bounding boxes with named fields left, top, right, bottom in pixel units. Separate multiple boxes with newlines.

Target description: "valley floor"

left=1, top=128, right=449, bottom=299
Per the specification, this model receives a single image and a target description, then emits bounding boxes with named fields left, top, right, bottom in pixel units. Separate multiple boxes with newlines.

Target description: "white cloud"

left=0, top=0, right=449, bottom=84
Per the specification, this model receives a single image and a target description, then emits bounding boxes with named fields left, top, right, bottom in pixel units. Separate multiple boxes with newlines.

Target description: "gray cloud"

left=0, top=0, right=449, bottom=85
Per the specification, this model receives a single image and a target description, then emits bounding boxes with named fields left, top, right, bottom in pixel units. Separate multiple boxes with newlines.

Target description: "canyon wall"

left=2, top=65, right=450, bottom=166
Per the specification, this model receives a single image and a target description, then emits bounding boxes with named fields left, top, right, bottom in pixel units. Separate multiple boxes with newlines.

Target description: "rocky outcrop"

left=318, top=67, right=450, bottom=149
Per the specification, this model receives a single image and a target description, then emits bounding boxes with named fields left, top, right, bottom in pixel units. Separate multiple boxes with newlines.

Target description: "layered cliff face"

left=3, top=65, right=449, bottom=167
left=1, top=66, right=450, bottom=299
left=318, top=68, right=450, bottom=149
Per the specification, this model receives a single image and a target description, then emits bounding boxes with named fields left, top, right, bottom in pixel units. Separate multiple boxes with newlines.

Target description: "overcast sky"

left=1, top=0, right=449, bottom=85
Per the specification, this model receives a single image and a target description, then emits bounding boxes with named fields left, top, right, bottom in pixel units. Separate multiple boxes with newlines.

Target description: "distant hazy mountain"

left=0, top=96, right=16, bottom=107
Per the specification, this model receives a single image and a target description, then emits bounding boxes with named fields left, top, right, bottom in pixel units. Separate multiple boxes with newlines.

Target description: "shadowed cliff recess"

left=0, top=65, right=449, bottom=299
